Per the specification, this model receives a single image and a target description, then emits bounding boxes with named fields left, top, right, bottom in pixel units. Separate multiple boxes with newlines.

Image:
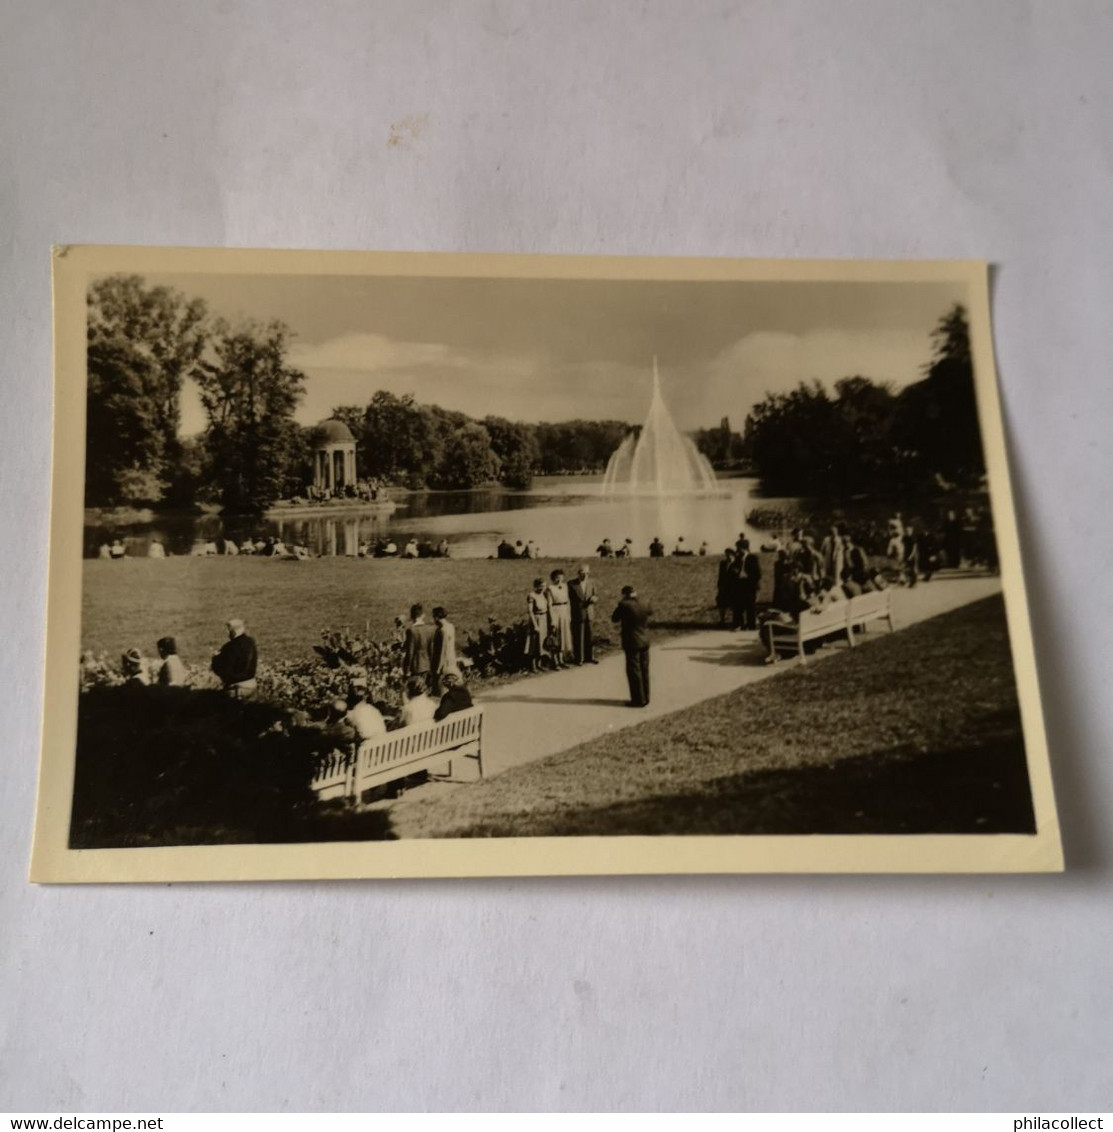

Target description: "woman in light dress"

left=526, top=577, right=549, bottom=672
left=544, top=568, right=572, bottom=669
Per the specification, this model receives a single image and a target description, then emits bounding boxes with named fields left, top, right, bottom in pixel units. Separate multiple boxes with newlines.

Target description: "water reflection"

left=86, top=476, right=786, bottom=560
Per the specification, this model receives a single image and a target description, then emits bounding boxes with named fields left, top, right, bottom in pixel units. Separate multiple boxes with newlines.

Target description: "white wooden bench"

left=765, top=589, right=894, bottom=663
left=311, top=706, right=485, bottom=801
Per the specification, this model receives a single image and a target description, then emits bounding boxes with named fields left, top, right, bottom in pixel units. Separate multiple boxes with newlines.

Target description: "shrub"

left=70, top=685, right=318, bottom=847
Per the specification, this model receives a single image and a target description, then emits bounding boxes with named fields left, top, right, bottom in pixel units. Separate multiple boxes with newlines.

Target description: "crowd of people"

left=303, top=477, right=388, bottom=504
left=95, top=533, right=453, bottom=561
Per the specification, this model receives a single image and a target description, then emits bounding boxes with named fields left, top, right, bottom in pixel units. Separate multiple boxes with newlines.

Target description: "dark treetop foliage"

left=85, top=275, right=208, bottom=506
left=742, top=304, right=982, bottom=498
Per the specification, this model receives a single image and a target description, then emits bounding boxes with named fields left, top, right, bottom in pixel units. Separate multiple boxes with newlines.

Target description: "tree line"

left=741, top=305, right=985, bottom=497
left=85, top=275, right=640, bottom=511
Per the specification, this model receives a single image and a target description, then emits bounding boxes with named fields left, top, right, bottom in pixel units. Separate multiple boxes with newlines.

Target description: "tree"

left=894, top=304, right=983, bottom=484
left=431, top=423, right=501, bottom=490
left=360, top=391, right=444, bottom=486
left=483, top=415, right=540, bottom=488
left=85, top=274, right=208, bottom=506
left=194, top=320, right=306, bottom=512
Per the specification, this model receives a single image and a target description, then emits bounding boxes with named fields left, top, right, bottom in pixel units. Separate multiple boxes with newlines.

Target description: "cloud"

left=288, top=333, right=454, bottom=372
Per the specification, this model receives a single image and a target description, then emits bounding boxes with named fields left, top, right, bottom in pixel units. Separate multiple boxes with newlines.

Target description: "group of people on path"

left=521, top=565, right=654, bottom=708
left=715, top=537, right=763, bottom=631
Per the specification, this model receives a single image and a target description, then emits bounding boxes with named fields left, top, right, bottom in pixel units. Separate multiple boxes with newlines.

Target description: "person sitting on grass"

left=211, top=618, right=258, bottom=698
left=109, top=539, right=126, bottom=559
left=649, top=536, right=665, bottom=558
left=403, top=537, right=420, bottom=559
left=398, top=676, right=438, bottom=729
left=434, top=671, right=473, bottom=721
left=615, top=538, right=633, bottom=559
left=596, top=538, right=615, bottom=559
left=121, top=647, right=149, bottom=685
left=156, top=637, right=187, bottom=686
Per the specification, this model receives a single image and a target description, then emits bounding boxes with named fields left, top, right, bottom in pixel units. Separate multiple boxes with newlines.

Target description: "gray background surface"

left=1, top=0, right=1110, bottom=1112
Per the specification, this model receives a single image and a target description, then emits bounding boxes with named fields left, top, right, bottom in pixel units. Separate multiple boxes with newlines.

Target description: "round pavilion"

left=313, top=418, right=357, bottom=494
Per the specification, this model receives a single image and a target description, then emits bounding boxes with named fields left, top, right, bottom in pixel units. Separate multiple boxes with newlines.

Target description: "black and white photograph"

left=32, top=247, right=1060, bottom=880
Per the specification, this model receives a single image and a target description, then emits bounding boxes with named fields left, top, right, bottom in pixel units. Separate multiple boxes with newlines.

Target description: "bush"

left=70, top=686, right=320, bottom=847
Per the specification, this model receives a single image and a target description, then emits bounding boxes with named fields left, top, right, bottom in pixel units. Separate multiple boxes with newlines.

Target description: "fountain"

left=602, top=357, right=720, bottom=495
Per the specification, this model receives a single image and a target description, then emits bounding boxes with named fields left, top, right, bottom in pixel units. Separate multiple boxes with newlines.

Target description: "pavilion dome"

left=316, top=418, right=355, bottom=444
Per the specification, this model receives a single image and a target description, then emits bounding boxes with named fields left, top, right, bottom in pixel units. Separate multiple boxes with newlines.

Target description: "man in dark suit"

left=732, top=538, right=762, bottom=631
left=567, top=563, right=599, bottom=665
left=403, top=603, right=436, bottom=688
left=211, top=617, right=258, bottom=697
left=611, top=584, right=653, bottom=707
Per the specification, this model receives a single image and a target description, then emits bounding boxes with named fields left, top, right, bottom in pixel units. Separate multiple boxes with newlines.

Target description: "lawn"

left=82, top=554, right=732, bottom=667
left=389, top=594, right=1035, bottom=838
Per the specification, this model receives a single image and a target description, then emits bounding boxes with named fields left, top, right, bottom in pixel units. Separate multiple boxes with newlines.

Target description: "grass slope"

left=391, top=594, right=1035, bottom=838
left=81, top=555, right=727, bottom=664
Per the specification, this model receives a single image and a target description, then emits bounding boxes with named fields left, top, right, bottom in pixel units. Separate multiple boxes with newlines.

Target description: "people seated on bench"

left=397, top=677, right=437, bottom=728
left=434, top=671, right=473, bottom=721
left=345, top=686, right=387, bottom=742
left=840, top=566, right=865, bottom=599
left=759, top=565, right=817, bottom=663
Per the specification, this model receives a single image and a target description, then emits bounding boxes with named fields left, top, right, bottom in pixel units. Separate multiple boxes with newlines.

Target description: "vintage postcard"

left=30, top=247, right=1062, bottom=881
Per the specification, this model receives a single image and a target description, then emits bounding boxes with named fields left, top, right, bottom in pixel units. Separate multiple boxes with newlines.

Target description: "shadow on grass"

left=431, top=734, right=1036, bottom=839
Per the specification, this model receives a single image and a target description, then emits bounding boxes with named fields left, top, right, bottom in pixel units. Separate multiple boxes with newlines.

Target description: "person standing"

left=902, top=527, right=921, bottom=587
left=430, top=605, right=459, bottom=695
left=820, top=525, right=846, bottom=587
left=649, top=537, right=665, bottom=558
left=734, top=538, right=762, bottom=630
left=568, top=563, right=599, bottom=665
left=403, top=603, right=436, bottom=688
left=612, top=584, right=653, bottom=707
left=716, top=547, right=735, bottom=626
left=844, top=531, right=869, bottom=587
left=211, top=618, right=258, bottom=698
left=545, top=568, right=573, bottom=668
left=526, top=578, right=549, bottom=672
left=943, top=509, right=963, bottom=569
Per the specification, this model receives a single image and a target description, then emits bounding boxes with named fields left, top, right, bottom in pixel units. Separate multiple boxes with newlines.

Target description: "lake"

left=85, top=475, right=804, bottom=560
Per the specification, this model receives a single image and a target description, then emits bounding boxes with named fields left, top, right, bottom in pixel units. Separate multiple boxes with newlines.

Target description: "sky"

left=144, top=272, right=967, bottom=436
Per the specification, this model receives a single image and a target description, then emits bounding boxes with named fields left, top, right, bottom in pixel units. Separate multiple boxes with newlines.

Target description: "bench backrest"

left=355, top=707, right=484, bottom=781
left=310, top=706, right=484, bottom=792
left=847, top=589, right=890, bottom=622
left=802, top=601, right=848, bottom=635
